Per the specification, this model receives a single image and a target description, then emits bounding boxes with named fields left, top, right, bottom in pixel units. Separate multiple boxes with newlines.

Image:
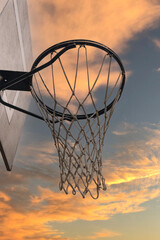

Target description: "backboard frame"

left=0, top=0, right=32, bottom=170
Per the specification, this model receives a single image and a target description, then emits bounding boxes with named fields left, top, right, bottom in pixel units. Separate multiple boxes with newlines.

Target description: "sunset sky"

left=1, top=0, right=160, bottom=239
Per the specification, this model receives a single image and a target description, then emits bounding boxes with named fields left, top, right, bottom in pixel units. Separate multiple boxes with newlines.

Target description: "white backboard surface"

left=0, top=0, right=32, bottom=170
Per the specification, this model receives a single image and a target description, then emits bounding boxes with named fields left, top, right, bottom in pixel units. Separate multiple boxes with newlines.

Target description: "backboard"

left=0, top=0, right=32, bottom=170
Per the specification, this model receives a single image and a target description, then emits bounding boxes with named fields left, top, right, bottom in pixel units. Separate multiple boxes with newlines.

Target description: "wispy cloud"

left=104, top=122, right=160, bottom=185
left=112, top=122, right=139, bottom=136
left=153, top=39, right=160, bottom=71
left=18, top=141, right=57, bottom=165
left=87, top=229, right=121, bottom=239
left=153, top=38, right=160, bottom=48
left=0, top=199, right=67, bottom=239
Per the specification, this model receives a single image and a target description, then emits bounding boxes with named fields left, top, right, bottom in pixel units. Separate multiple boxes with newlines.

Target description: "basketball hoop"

left=0, top=40, right=125, bottom=198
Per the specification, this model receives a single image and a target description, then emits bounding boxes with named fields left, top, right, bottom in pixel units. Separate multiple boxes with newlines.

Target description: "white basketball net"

left=31, top=44, right=124, bottom=199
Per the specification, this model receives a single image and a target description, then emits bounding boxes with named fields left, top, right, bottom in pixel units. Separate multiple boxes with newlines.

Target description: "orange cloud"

left=0, top=195, right=69, bottom=240
left=0, top=169, right=160, bottom=238
left=87, top=229, right=121, bottom=239
left=103, top=122, right=160, bottom=185
left=0, top=175, right=159, bottom=240
left=29, top=177, right=160, bottom=221
left=0, top=191, right=10, bottom=202
left=27, top=0, right=160, bottom=57
left=1, top=121, right=160, bottom=239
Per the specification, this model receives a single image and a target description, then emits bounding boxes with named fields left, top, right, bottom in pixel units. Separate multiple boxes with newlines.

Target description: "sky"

left=1, top=0, right=160, bottom=239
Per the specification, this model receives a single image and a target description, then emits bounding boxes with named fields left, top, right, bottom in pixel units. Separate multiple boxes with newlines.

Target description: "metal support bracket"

left=0, top=70, right=31, bottom=91
left=0, top=70, right=45, bottom=121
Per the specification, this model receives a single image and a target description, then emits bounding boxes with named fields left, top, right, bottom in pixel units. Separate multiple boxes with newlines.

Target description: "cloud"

left=0, top=179, right=159, bottom=239
left=27, top=0, right=160, bottom=57
left=152, top=38, right=160, bottom=71
left=104, top=122, right=160, bottom=185
left=0, top=173, right=159, bottom=238
left=112, top=130, right=132, bottom=136
left=87, top=229, right=121, bottom=239
left=18, top=140, right=57, bottom=165
left=1, top=121, right=160, bottom=239
left=0, top=176, right=159, bottom=240
left=153, top=38, right=160, bottom=48
left=112, top=122, right=139, bottom=136
left=0, top=191, right=10, bottom=202
left=31, top=177, right=160, bottom=221
left=0, top=198, right=67, bottom=240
